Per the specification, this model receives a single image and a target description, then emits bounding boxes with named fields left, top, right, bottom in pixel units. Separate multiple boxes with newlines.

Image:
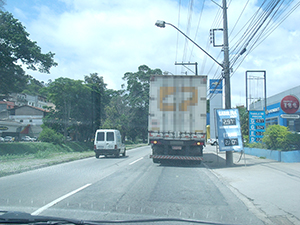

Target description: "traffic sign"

left=280, top=95, right=299, bottom=114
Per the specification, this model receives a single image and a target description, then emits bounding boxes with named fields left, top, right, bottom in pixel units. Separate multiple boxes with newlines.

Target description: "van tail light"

left=94, top=145, right=96, bottom=150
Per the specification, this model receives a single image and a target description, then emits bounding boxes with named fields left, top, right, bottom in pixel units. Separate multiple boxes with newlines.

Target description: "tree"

left=101, top=91, right=130, bottom=142
left=237, top=106, right=249, bottom=141
left=22, top=75, right=45, bottom=96
left=0, top=11, right=57, bottom=96
left=122, top=65, right=162, bottom=142
left=45, top=78, right=90, bottom=141
left=84, top=73, right=108, bottom=133
left=0, top=1, right=5, bottom=10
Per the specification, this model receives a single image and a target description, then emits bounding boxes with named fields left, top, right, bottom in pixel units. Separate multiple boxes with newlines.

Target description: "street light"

left=155, top=20, right=223, bottom=68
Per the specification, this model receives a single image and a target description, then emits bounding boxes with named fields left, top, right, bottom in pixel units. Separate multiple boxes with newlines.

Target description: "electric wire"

left=175, top=0, right=181, bottom=75
left=230, top=0, right=300, bottom=76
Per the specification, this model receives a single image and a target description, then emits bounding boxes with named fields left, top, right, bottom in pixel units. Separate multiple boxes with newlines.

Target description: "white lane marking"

left=129, top=157, right=143, bottom=165
left=31, top=183, right=92, bottom=215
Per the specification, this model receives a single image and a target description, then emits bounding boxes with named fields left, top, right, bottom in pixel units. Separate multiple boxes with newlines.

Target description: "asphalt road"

left=0, top=146, right=264, bottom=224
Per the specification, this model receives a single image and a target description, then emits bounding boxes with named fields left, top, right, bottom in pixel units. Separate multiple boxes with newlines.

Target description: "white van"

left=94, top=129, right=126, bottom=158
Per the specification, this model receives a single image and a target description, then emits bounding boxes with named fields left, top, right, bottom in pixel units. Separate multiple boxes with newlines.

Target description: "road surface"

left=0, top=146, right=264, bottom=224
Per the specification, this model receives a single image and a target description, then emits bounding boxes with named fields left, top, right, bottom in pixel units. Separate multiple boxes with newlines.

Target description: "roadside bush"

left=247, top=142, right=267, bottom=149
left=262, top=125, right=290, bottom=150
left=286, top=132, right=300, bottom=150
left=39, top=125, right=64, bottom=144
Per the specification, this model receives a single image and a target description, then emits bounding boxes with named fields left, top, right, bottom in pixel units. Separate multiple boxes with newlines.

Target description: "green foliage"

left=44, top=74, right=108, bottom=142
left=122, top=65, right=162, bottom=142
left=247, top=142, right=267, bottom=149
left=39, top=125, right=64, bottom=144
left=0, top=11, right=57, bottom=95
left=237, top=106, right=249, bottom=138
left=22, top=75, right=46, bottom=96
left=262, top=125, right=290, bottom=150
left=286, top=132, right=300, bottom=150
left=0, top=142, right=92, bottom=158
left=101, top=91, right=129, bottom=142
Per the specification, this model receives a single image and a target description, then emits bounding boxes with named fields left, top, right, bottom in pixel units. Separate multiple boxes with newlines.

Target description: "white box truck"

left=148, top=75, right=207, bottom=163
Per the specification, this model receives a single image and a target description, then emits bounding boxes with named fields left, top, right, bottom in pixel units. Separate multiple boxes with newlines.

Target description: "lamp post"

left=155, top=20, right=223, bottom=68
left=155, top=3, right=233, bottom=166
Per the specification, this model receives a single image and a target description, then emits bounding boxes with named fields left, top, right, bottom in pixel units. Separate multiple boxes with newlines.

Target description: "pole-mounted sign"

left=216, top=108, right=243, bottom=152
left=280, top=95, right=299, bottom=114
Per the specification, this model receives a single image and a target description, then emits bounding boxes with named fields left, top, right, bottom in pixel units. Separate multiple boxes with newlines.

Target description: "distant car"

left=21, top=136, right=33, bottom=142
left=31, top=136, right=38, bottom=142
left=0, top=137, right=4, bottom=142
left=4, top=136, right=14, bottom=142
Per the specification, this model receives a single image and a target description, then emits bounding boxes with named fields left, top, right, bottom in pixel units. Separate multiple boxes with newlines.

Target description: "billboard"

left=216, top=109, right=243, bottom=152
left=209, top=79, right=222, bottom=94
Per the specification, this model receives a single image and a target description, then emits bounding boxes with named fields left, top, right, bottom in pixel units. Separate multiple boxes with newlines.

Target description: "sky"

left=3, top=0, right=300, bottom=107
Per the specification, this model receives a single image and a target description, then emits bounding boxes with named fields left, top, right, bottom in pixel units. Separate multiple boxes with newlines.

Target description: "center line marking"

left=129, top=157, right=143, bottom=165
left=31, top=183, right=92, bottom=215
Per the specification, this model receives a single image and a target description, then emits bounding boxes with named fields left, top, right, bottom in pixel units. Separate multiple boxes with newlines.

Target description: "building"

left=8, top=93, right=50, bottom=109
left=250, top=85, right=300, bottom=132
left=0, top=105, right=49, bottom=139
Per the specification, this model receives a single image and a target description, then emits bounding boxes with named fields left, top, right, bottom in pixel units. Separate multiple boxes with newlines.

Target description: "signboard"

left=216, top=109, right=243, bottom=152
left=280, top=114, right=300, bottom=119
left=209, top=79, right=222, bottom=94
left=280, top=95, right=299, bottom=114
left=249, top=111, right=265, bottom=143
left=0, top=126, right=9, bottom=130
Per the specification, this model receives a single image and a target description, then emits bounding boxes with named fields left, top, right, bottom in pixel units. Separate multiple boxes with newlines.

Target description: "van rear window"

left=106, top=132, right=114, bottom=141
left=97, top=132, right=104, bottom=141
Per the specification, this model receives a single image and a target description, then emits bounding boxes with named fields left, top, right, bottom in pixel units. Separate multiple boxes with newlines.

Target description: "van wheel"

left=122, top=150, right=126, bottom=157
left=115, top=150, right=120, bottom=158
left=95, top=153, right=100, bottom=159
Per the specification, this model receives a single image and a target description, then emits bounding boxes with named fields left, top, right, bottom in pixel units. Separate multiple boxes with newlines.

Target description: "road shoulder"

left=203, top=145, right=300, bottom=225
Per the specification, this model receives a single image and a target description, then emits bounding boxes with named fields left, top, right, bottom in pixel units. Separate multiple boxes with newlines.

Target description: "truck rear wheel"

left=153, top=158, right=160, bottom=163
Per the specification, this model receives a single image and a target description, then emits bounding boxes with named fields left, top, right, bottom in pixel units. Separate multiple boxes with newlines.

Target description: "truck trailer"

left=148, top=75, right=207, bottom=163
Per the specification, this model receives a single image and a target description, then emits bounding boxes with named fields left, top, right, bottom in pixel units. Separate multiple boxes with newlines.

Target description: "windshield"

left=1, top=1, right=300, bottom=225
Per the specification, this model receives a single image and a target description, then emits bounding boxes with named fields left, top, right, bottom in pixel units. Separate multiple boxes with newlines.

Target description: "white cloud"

left=6, top=0, right=300, bottom=106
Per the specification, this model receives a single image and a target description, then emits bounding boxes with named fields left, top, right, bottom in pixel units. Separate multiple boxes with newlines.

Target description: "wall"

left=244, top=147, right=300, bottom=163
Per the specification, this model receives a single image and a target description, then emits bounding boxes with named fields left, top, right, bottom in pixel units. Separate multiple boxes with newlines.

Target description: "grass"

left=0, top=142, right=147, bottom=177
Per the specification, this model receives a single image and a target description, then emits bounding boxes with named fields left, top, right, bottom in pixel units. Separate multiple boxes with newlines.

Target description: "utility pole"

left=175, top=62, right=198, bottom=75
left=222, top=0, right=233, bottom=166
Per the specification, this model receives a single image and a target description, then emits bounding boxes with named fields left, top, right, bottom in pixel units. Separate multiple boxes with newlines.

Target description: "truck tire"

left=153, top=158, right=160, bottom=163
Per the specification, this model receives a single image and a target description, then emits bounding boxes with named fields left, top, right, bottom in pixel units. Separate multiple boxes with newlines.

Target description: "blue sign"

left=216, top=109, right=243, bottom=152
left=210, top=79, right=222, bottom=94
left=249, top=111, right=265, bottom=143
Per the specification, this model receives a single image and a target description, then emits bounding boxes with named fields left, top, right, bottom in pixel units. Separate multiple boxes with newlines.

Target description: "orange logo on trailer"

left=159, top=87, right=198, bottom=111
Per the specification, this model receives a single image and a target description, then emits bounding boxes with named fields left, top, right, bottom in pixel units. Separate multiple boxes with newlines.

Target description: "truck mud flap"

left=150, top=155, right=203, bottom=161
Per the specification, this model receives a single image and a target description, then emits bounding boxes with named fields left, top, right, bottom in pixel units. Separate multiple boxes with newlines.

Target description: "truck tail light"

left=151, top=140, right=162, bottom=145
left=193, top=142, right=203, bottom=146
